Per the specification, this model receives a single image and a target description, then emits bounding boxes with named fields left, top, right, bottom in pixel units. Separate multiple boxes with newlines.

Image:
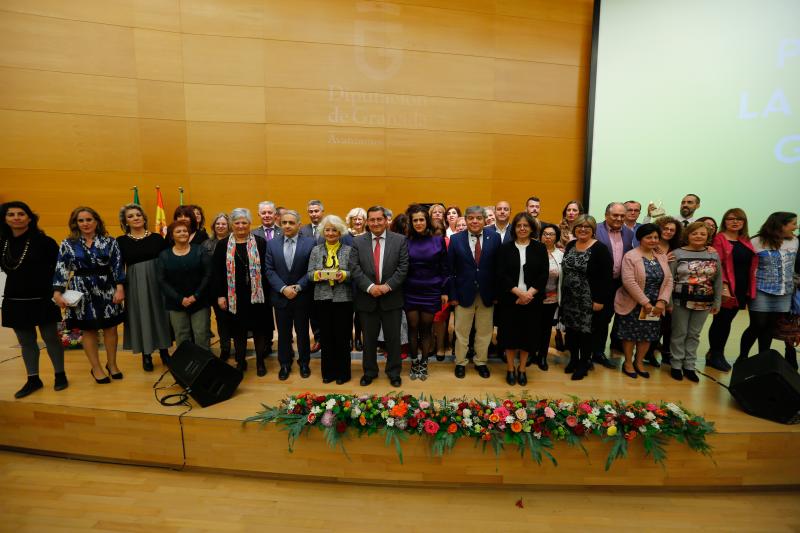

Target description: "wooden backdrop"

left=0, top=0, right=592, bottom=237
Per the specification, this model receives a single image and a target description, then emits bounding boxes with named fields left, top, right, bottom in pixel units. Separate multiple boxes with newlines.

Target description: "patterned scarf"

left=225, top=234, right=264, bottom=314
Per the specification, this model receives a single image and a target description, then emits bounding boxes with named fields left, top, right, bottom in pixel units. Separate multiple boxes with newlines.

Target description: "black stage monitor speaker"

left=169, top=341, right=243, bottom=407
left=729, top=349, right=800, bottom=424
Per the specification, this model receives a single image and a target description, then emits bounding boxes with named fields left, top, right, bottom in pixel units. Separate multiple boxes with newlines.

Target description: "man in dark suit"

left=350, top=206, right=409, bottom=387
left=264, top=210, right=316, bottom=380
left=486, top=200, right=513, bottom=244
left=252, top=200, right=282, bottom=241
left=298, top=199, right=325, bottom=352
left=593, top=202, right=635, bottom=368
left=448, top=205, right=502, bottom=378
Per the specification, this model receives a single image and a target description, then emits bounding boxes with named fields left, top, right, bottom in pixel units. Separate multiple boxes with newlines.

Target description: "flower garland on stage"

left=245, top=393, right=715, bottom=470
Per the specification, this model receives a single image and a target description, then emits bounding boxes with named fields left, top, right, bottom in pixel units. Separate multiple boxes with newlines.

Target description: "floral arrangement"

left=57, top=321, right=82, bottom=349
left=245, top=393, right=715, bottom=470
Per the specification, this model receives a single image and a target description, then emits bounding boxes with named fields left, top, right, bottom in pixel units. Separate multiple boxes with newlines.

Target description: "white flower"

left=625, top=411, right=635, bottom=419
left=287, top=400, right=296, bottom=410
left=312, top=406, right=322, bottom=415
left=325, top=398, right=337, bottom=410
left=378, top=403, right=385, bottom=410
left=463, top=408, right=472, bottom=418
left=650, top=422, right=660, bottom=430
left=387, top=399, right=395, bottom=408
left=533, top=431, right=542, bottom=440
left=638, top=426, right=647, bottom=434
left=463, top=418, right=473, bottom=427
left=505, top=415, right=515, bottom=424
left=582, top=418, right=593, bottom=429
left=386, top=417, right=395, bottom=427
left=488, top=401, right=497, bottom=409
left=449, top=401, right=459, bottom=409
left=353, top=407, right=362, bottom=416
left=644, top=411, right=656, bottom=421
left=591, top=407, right=601, bottom=417
left=603, top=404, right=617, bottom=415
left=515, top=408, right=527, bottom=421
left=665, top=403, right=687, bottom=420
left=561, top=402, right=573, bottom=411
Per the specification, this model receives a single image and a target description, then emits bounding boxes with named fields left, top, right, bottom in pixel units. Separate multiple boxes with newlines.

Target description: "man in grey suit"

left=252, top=200, right=282, bottom=241
left=298, top=199, right=325, bottom=241
left=350, top=206, right=409, bottom=387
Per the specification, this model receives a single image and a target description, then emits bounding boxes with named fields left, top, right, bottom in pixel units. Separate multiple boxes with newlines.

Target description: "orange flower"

left=390, top=401, right=408, bottom=418
left=511, top=421, right=522, bottom=433
left=624, top=431, right=636, bottom=441
left=489, top=413, right=500, bottom=423
left=359, top=414, right=366, bottom=426
left=482, top=433, right=492, bottom=441
left=447, top=423, right=458, bottom=434
left=344, top=400, right=351, bottom=408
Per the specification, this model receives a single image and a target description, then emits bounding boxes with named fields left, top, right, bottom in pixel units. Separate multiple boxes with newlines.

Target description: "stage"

left=1, top=327, right=799, bottom=489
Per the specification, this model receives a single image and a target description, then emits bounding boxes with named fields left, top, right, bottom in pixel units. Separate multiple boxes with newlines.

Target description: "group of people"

left=1, top=194, right=797, bottom=399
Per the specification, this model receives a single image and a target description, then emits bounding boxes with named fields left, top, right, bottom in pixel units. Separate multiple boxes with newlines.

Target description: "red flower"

left=503, top=400, right=514, bottom=409
left=536, top=416, right=545, bottom=424
left=441, top=416, right=448, bottom=423
left=536, top=400, right=547, bottom=409
left=307, top=413, right=317, bottom=424
left=481, top=433, right=491, bottom=441
left=423, top=419, right=440, bottom=435
left=573, top=425, right=585, bottom=436
left=624, top=431, right=637, bottom=441
left=447, top=423, right=458, bottom=434
left=566, top=415, right=578, bottom=427
left=633, top=418, right=647, bottom=428
left=315, top=395, right=326, bottom=403
left=408, top=417, right=419, bottom=428
left=336, top=421, right=347, bottom=433
left=458, top=402, right=468, bottom=410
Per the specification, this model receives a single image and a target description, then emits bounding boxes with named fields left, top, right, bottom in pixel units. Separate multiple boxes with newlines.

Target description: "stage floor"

left=1, top=325, right=799, bottom=487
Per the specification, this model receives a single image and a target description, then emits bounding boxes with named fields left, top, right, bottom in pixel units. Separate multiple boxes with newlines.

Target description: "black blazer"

left=495, top=239, right=549, bottom=306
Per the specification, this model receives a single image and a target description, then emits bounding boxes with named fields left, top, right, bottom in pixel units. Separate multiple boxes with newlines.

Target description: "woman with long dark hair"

left=403, top=204, right=449, bottom=380
left=117, top=203, right=170, bottom=371
left=1, top=201, right=67, bottom=398
left=706, top=208, right=757, bottom=371
left=445, top=205, right=462, bottom=237
left=739, top=212, right=798, bottom=363
left=171, top=205, right=207, bottom=246
left=202, top=213, right=233, bottom=360
left=53, top=207, right=125, bottom=384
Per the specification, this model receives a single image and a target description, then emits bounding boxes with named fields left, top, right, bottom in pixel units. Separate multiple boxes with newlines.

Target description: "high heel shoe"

left=633, top=364, right=650, bottom=379
left=91, top=369, right=111, bottom=384
left=621, top=365, right=638, bottom=379
left=516, top=367, right=528, bottom=386
left=105, top=365, right=123, bottom=380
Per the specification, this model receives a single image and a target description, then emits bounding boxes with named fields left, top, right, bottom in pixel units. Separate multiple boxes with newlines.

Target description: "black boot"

left=236, top=352, right=247, bottom=373
left=786, top=346, right=798, bottom=371
left=159, top=349, right=171, bottom=366
left=565, top=354, right=577, bottom=374
left=219, top=349, right=231, bottom=362
left=15, top=375, right=43, bottom=399
left=142, top=353, right=154, bottom=372
left=256, top=352, right=267, bottom=377
left=571, top=359, right=589, bottom=381
left=54, top=371, right=69, bottom=391
left=705, top=351, right=731, bottom=372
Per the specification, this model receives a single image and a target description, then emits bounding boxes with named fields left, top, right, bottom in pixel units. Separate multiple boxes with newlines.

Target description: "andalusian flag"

left=154, top=186, right=167, bottom=236
left=132, top=186, right=140, bottom=205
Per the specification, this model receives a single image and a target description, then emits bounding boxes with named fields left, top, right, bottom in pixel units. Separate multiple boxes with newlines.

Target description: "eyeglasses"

left=541, top=232, right=556, bottom=237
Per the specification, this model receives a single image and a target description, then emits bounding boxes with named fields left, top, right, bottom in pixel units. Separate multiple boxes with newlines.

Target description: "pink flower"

left=423, top=419, right=440, bottom=435
left=646, top=403, right=657, bottom=411
left=419, top=401, right=430, bottom=410
left=544, top=406, right=555, bottom=419
left=321, top=410, right=335, bottom=427
left=579, top=403, right=592, bottom=414
left=566, top=415, right=578, bottom=427
left=493, top=406, right=510, bottom=419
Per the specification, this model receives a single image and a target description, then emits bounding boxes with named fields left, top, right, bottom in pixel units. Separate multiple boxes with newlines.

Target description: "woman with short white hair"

left=308, top=215, right=355, bottom=384
left=213, top=208, right=271, bottom=376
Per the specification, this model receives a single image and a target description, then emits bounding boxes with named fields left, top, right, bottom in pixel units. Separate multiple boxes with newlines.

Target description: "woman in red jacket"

left=705, top=208, right=757, bottom=371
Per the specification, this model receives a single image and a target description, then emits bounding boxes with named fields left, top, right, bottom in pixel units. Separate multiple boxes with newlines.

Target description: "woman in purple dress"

left=404, top=204, right=449, bottom=381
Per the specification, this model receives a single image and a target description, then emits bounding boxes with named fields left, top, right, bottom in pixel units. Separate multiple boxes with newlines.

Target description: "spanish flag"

left=154, top=186, right=167, bottom=236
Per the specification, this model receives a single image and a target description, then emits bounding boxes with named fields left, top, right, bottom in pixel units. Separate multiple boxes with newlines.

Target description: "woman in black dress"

left=117, top=204, right=170, bottom=371
left=1, top=201, right=67, bottom=398
left=202, top=213, right=232, bottom=360
left=560, top=215, right=612, bottom=381
left=496, top=212, right=549, bottom=386
left=214, top=208, right=271, bottom=375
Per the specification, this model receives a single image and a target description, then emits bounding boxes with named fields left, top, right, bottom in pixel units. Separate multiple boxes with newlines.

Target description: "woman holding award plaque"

left=613, top=224, right=673, bottom=379
left=308, top=215, right=355, bottom=384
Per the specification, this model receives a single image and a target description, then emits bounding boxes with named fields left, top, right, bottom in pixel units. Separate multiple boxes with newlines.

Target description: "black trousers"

left=317, top=300, right=353, bottom=381
left=707, top=306, right=740, bottom=355
left=535, top=303, right=559, bottom=359
left=592, top=277, right=622, bottom=356
left=361, top=307, right=402, bottom=379
left=275, top=299, right=311, bottom=367
left=566, top=327, right=593, bottom=366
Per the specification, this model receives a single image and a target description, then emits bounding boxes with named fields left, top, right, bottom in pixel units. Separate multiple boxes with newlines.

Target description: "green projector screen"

left=588, top=0, right=800, bottom=229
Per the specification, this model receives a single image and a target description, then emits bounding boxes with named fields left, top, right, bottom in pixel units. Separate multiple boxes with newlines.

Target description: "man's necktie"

left=473, top=234, right=481, bottom=264
left=284, top=238, right=295, bottom=270
left=373, top=236, right=382, bottom=284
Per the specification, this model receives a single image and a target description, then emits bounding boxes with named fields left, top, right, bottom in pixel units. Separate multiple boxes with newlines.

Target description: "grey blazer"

left=350, top=231, right=409, bottom=312
left=307, top=243, right=354, bottom=302
left=252, top=225, right=282, bottom=241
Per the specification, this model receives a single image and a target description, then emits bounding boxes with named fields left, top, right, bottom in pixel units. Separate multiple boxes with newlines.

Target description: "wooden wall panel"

left=0, top=12, right=136, bottom=77
left=0, top=0, right=594, bottom=229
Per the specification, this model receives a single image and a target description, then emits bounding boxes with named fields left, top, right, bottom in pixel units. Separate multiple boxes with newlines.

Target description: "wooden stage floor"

left=1, top=325, right=799, bottom=488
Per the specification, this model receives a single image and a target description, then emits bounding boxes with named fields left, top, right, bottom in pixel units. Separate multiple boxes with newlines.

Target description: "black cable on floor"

left=153, top=369, right=192, bottom=471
